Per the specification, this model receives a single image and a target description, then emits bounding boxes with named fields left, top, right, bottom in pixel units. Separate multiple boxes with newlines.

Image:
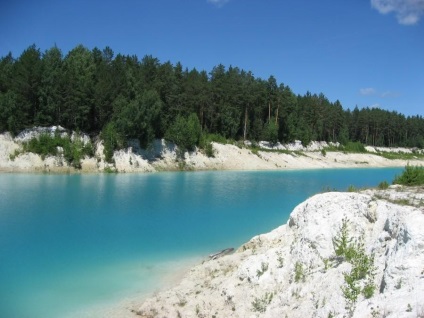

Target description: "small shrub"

left=294, top=261, right=305, bottom=283
left=102, top=122, right=124, bottom=163
left=103, top=166, right=117, bottom=173
left=199, top=133, right=226, bottom=157
left=347, top=185, right=357, bottom=192
left=256, top=262, right=269, bottom=278
left=251, top=292, right=273, bottom=313
left=276, top=251, right=284, bottom=268
left=9, top=149, right=21, bottom=161
left=251, top=147, right=260, bottom=156
left=321, top=149, right=327, bottom=157
left=333, top=218, right=353, bottom=259
left=204, top=142, right=215, bottom=158
left=341, top=141, right=367, bottom=153
left=393, top=165, right=424, bottom=186
left=333, top=219, right=377, bottom=310
left=377, top=180, right=389, bottom=189
left=362, top=280, right=376, bottom=299
left=323, top=258, right=330, bottom=271
left=22, top=133, right=93, bottom=168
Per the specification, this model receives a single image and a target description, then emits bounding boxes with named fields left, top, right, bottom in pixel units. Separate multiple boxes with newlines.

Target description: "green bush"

left=377, top=180, right=389, bottom=189
left=22, top=132, right=93, bottom=168
left=393, top=165, right=424, bottom=186
left=101, top=122, right=124, bottom=163
left=165, top=113, right=202, bottom=155
left=341, top=141, right=367, bottom=153
left=333, top=219, right=376, bottom=309
left=204, top=142, right=215, bottom=157
left=251, top=292, right=273, bottom=313
left=347, top=185, right=357, bottom=192
left=199, top=133, right=226, bottom=158
left=294, top=261, right=305, bottom=283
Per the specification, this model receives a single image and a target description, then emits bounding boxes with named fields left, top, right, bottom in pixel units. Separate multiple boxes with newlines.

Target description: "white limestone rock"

left=136, top=187, right=424, bottom=318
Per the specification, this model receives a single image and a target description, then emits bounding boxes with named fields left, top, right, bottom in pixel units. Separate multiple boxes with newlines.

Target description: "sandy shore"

left=64, top=256, right=204, bottom=318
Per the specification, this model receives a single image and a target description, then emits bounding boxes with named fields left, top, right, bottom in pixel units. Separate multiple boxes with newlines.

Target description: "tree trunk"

left=275, top=105, right=279, bottom=125
left=268, top=102, right=271, bottom=123
left=243, top=107, right=248, bottom=140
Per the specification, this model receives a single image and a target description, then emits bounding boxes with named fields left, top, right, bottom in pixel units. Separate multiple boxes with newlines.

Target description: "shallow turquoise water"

left=0, top=168, right=402, bottom=317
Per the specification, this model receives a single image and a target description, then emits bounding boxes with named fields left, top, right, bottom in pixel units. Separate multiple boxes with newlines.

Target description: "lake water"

left=0, top=168, right=402, bottom=317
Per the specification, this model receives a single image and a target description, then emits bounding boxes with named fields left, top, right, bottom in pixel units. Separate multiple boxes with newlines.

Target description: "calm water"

left=0, top=168, right=402, bottom=317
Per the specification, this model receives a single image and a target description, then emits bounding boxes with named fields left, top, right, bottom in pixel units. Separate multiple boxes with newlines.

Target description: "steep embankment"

left=1, top=128, right=423, bottom=173
left=135, top=186, right=424, bottom=318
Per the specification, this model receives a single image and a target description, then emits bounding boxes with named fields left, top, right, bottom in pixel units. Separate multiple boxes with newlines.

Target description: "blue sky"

left=1, top=0, right=423, bottom=116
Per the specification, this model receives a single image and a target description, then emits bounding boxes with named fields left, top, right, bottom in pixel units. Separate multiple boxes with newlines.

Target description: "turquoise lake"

left=0, top=168, right=403, bottom=317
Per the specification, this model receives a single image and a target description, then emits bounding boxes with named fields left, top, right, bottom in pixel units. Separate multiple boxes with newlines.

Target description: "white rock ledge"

left=136, top=186, right=424, bottom=318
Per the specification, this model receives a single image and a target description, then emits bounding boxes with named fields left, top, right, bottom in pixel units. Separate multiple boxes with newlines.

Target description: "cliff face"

left=1, top=128, right=423, bottom=173
left=137, top=186, right=424, bottom=318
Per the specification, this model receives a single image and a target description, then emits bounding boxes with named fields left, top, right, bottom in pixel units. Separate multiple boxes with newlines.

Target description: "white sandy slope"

left=134, top=186, right=424, bottom=318
left=1, top=131, right=423, bottom=173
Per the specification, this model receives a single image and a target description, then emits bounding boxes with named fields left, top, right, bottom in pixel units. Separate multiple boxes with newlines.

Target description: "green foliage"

left=101, top=122, right=124, bottom=163
left=393, top=165, right=424, bottom=186
left=276, top=251, right=284, bottom=268
left=2, top=44, right=424, bottom=151
left=9, top=149, right=21, bottom=161
left=347, top=185, right=358, bottom=192
left=199, top=133, right=226, bottom=158
left=294, top=261, right=305, bottom=283
left=23, top=133, right=60, bottom=158
left=103, top=166, right=117, bottom=173
left=321, top=148, right=327, bottom=157
left=22, top=133, right=93, bottom=168
left=341, top=272, right=361, bottom=304
left=376, top=151, right=424, bottom=161
left=377, top=180, right=389, bottom=189
left=362, top=279, right=376, bottom=299
left=250, top=146, right=260, bottom=157
left=251, top=292, right=273, bottom=313
left=333, top=219, right=377, bottom=309
left=341, top=141, right=367, bottom=153
left=256, top=262, right=269, bottom=278
left=166, top=113, right=202, bottom=154
left=333, top=218, right=353, bottom=259
left=0, top=91, right=23, bottom=134
left=204, top=142, right=215, bottom=158
left=263, top=118, right=279, bottom=145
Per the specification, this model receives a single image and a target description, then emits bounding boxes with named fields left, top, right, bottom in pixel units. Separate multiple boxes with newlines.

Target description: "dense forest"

left=1, top=44, right=423, bottom=151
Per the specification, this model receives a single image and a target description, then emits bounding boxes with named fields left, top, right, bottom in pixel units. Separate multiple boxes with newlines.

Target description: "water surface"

left=0, top=168, right=402, bottom=317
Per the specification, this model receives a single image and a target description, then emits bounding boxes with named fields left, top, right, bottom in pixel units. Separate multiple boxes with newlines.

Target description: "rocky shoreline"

left=1, top=128, right=423, bottom=174
left=133, top=186, right=424, bottom=318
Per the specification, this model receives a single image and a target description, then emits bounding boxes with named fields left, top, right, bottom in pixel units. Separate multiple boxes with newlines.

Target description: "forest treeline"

left=1, top=44, right=423, bottom=151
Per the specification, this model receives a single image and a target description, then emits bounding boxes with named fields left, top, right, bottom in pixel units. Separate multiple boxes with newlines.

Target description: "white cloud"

left=207, top=0, right=230, bottom=7
left=359, top=88, right=400, bottom=98
left=381, top=90, right=400, bottom=98
left=371, top=0, right=424, bottom=25
left=359, top=87, right=376, bottom=96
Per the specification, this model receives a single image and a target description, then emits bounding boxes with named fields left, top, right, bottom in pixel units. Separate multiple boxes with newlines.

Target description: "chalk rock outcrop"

left=1, top=127, right=423, bottom=173
left=137, top=186, right=424, bottom=318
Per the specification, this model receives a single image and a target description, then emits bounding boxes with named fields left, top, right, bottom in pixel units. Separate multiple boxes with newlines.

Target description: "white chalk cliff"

left=136, top=186, right=424, bottom=318
left=1, top=128, right=424, bottom=173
